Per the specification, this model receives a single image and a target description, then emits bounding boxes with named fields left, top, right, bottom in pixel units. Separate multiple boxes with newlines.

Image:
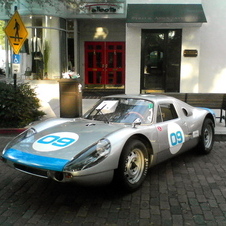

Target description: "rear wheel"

left=198, top=118, right=214, bottom=154
left=115, top=139, right=149, bottom=192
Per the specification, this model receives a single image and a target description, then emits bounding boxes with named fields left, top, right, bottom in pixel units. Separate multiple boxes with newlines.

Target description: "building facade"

left=0, top=0, right=225, bottom=94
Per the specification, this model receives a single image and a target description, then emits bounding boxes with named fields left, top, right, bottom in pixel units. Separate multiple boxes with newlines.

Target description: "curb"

left=0, top=128, right=26, bottom=134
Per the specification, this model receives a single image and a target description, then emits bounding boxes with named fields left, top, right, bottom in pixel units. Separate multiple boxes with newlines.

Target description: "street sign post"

left=12, top=54, right=21, bottom=75
left=13, top=54, right=21, bottom=64
left=4, top=11, right=28, bottom=54
left=4, top=10, right=28, bottom=88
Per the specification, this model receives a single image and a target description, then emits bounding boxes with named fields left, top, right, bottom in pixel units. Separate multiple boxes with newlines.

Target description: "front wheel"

left=197, top=118, right=214, bottom=154
left=115, top=139, right=149, bottom=192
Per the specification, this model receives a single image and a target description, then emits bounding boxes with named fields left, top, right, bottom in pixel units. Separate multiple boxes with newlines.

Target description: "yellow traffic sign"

left=4, top=11, right=28, bottom=54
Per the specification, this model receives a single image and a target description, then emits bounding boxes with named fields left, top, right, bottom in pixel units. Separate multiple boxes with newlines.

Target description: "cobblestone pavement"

left=1, top=135, right=226, bottom=225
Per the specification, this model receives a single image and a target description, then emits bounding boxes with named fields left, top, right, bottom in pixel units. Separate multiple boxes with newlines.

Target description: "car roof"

left=103, top=94, right=176, bottom=102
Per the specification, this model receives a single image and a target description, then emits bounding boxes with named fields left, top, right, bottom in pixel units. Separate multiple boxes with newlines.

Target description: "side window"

left=157, top=103, right=178, bottom=122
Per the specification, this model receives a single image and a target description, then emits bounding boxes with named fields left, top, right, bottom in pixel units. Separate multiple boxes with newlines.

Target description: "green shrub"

left=0, top=82, right=45, bottom=128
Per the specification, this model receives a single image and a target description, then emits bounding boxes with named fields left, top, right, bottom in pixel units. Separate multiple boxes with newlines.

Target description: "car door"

left=155, top=102, right=189, bottom=163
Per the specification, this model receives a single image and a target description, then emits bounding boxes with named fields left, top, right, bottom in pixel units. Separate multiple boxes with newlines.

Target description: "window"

left=157, top=104, right=178, bottom=122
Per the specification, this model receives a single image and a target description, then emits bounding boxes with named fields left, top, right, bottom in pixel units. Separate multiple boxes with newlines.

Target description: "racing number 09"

left=170, top=131, right=183, bottom=146
left=37, top=135, right=75, bottom=147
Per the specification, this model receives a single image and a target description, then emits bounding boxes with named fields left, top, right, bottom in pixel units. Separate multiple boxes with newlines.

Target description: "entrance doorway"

left=141, top=29, right=182, bottom=93
left=85, top=42, right=125, bottom=89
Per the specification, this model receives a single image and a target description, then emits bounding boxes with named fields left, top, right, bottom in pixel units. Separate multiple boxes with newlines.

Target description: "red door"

left=85, top=42, right=125, bottom=87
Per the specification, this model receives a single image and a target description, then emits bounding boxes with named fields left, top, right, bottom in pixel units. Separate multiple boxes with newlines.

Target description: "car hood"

left=3, top=118, right=125, bottom=171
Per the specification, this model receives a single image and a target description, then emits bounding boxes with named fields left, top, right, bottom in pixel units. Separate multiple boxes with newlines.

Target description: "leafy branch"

left=0, top=0, right=82, bottom=16
left=0, top=0, right=121, bottom=17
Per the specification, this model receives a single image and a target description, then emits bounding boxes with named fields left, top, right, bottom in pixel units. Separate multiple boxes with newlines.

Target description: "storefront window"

left=67, top=20, right=74, bottom=72
left=0, top=20, right=6, bottom=75
left=3, top=15, right=67, bottom=80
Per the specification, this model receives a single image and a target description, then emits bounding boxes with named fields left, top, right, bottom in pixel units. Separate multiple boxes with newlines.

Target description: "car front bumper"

left=1, top=156, right=114, bottom=186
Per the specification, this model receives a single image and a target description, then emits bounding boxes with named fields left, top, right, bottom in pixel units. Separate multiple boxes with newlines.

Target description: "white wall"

left=125, top=24, right=203, bottom=94
left=180, top=27, right=201, bottom=93
left=126, top=0, right=226, bottom=94
left=125, top=25, right=141, bottom=94
left=199, top=1, right=226, bottom=93
left=46, top=18, right=61, bottom=79
left=125, top=0, right=205, bottom=94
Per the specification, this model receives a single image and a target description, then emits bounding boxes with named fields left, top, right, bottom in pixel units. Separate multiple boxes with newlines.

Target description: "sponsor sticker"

left=168, top=123, right=185, bottom=154
left=157, top=126, right=162, bottom=132
left=193, top=130, right=199, bottom=138
left=33, top=132, right=79, bottom=152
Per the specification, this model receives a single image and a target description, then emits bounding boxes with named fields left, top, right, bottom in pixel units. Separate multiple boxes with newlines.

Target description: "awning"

left=127, top=4, right=207, bottom=23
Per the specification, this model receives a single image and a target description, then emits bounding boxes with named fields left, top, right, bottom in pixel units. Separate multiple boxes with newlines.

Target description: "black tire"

left=198, top=118, right=214, bottom=154
left=115, top=139, right=149, bottom=192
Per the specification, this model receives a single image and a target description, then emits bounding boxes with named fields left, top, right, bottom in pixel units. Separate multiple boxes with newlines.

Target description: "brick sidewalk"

left=1, top=135, right=226, bottom=225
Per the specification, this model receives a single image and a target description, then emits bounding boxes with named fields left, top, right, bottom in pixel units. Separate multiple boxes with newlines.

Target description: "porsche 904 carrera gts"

left=1, top=95, right=215, bottom=191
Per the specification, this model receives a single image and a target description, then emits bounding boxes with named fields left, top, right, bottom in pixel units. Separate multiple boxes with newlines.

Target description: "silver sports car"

left=1, top=94, right=215, bottom=191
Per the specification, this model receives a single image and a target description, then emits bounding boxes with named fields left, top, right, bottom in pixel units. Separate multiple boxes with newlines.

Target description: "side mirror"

left=132, top=118, right=142, bottom=128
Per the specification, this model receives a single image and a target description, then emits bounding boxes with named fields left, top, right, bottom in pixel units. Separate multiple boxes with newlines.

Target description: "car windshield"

left=84, top=98, right=154, bottom=124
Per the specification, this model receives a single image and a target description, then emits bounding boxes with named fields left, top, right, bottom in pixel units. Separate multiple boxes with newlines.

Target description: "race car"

left=1, top=94, right=215, bottom=191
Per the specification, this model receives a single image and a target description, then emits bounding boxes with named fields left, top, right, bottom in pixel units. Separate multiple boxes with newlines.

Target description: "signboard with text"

left=79, top=3, right=124, bottom=14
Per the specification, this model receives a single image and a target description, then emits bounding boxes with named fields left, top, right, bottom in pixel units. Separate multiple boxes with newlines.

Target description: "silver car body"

left=1, top=94, right=215, bottom=186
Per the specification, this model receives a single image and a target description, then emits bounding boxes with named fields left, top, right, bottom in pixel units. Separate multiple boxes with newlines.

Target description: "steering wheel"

left=126, top=111, right=145, bottom=122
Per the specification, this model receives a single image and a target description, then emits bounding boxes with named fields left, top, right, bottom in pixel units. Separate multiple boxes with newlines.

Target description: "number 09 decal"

left=33, top=132, right=79, bottom=152
left=168, top=123, right=185, bottom=154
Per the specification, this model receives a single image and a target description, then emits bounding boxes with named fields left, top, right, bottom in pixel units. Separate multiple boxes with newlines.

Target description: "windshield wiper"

left=93, top=104, right=109, bottom=124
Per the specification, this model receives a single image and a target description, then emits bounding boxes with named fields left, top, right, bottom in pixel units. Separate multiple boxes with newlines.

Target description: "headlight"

left=3, top=128, right=37, bottom=153
left=64, top=138, right=111, bottom=172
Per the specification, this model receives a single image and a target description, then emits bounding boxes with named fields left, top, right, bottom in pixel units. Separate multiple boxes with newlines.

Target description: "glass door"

left=85, top=42, right=105, bottom=85
left=85, top=42, right=125, bottom=89
left=106, top=42, right=125, bottom=87
left=141, top=30, right=182, bottom=93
